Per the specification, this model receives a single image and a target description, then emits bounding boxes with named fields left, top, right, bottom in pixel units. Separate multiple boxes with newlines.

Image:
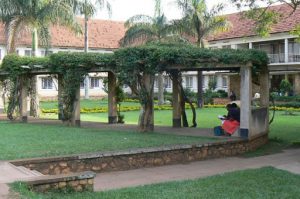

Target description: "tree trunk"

left=29, top=76, right=39, bottom=117
left=138, top=74, right=154, bottom=132
left=29, top=28, right=39, bottom=117
left=157, top=73, right=164, bottom=105
left=138, top=100, right=154, bottom=132
left=197, top=71, right=203, bottom=108
left=179, top=79, right=188, bottom=127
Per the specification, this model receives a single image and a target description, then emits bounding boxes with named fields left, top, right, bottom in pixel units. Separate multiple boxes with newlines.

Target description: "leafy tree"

left=82, top=0, right=112, bottom=100
left=0, top=0, right=89, bottom=117
left=174, top=0, right=229, bottom=47
left=230, top=0, right=300, bottom=37
left=120, top=0, right=178, bottom=105
left=280, top=79, right=292, bottom=96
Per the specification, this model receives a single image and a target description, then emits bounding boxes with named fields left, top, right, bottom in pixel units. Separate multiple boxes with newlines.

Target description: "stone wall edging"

left=24, top=171, right=96, bottom=193
left=10, top=135, right=268, bottom=176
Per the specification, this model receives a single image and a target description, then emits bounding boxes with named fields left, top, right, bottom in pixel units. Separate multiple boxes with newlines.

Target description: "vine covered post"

left=71, top=85, right=81, bottom=127
left=138, top=73, right=155, bottom=132
left=108, top=71, right=118, bottom=124
left=20, top=75, right=28, bottom=123
left=259, top=65, right=270, bottom=131
left=57, top=74, right=64, bottom=120
left=171, top=70, right=181, bottom=128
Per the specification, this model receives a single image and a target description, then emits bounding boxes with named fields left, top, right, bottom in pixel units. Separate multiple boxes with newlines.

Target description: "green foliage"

left=0, top=44, right=268, bottom=122
left=1, top=54, right=49, bottom=119
left=272, top=95, right=300, bottom=102
left=208, top=76, right=217, bottom=90
left=279, top=79, right=292, bottom=96
left=11, top=167, right=300, bottom=199
left=244, top=9, right=281, bottom=37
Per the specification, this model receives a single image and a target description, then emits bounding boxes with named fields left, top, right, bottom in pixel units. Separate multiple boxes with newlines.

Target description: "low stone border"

left=25, top=171, right=96, bottom=193
left=11, top=134, right=268, bottom=175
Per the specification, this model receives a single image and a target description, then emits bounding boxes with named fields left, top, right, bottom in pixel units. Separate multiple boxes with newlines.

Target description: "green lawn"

left=41, top=99, right=140, bottom=109
left=12, top=167, right=300, bottom=199
left=0, top=122, right=216, bottom=160
left=42, top=108, right=225, bottom=128
left=41, top=107, right=300, bottom=156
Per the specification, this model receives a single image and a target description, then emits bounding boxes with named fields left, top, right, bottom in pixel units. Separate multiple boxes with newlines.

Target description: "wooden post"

left=58, top=75, right=64, bottom=120
left=20, top=76, right=28, bottom=122
left=108, top=71, right=117, bottom=124
left=71, top=86, right=80, bottom=127
left=240, top=65, right=252, bottom=138
left=172, top=70, right=181, bottom=128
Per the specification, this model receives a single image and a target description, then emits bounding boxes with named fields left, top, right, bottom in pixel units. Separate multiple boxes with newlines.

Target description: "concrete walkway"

left=0, top=161, right=42, bottom=199
left=94, top=148, right=300, bottom=191
left=0, top=149, right=299, bottom=198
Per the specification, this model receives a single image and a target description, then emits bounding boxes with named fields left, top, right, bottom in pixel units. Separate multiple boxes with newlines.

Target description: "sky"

left=95, top=0, right=240, bottom=21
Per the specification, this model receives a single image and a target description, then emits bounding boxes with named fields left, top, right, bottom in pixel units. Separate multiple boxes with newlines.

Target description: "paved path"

left=94, top=148, right=300, bottom=191
left=0, top=149, right=299, bottom=198
left=0, top=161, right=42, bottom=199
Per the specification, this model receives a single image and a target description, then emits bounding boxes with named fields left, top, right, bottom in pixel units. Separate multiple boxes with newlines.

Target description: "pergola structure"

left=0, top=45, right=270, bottom=139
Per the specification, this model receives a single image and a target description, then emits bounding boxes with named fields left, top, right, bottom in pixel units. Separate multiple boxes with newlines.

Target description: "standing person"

left=229, top=90, right=237, bottom=101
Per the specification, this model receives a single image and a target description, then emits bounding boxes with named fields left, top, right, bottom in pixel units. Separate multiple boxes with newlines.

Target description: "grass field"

left=0, top=121, right=216, bottom=160
left=12, top=167, right=300, bottom=199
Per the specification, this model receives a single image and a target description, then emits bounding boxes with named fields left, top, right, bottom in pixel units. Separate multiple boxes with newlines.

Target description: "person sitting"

left=214, top=103, right=240, bottom=136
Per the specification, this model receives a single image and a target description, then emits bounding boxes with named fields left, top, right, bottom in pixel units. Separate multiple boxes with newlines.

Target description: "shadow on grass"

left=242, top=137, right=300, bottom=158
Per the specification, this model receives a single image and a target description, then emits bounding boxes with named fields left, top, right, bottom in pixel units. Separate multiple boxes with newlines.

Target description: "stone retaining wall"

left=26, top=171, right=95, bottom=193
left=11, top=134, right=268, bottom=175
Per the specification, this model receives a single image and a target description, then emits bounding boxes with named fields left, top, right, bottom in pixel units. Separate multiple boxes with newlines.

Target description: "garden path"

left=94, top=148, right=300, bottom=191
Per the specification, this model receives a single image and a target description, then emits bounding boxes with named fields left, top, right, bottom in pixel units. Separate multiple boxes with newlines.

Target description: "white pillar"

left=249, top=42, right=253, bottom=49
left=285, top=38, right=289, bottom=63
left=240, top=65, right=252, bottom=138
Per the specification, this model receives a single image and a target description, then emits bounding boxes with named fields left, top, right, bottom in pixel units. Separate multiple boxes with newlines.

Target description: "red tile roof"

left=0, top=4, right=298, bottom=49
left=208, top=3, right=300, bottom=42
left=0, top=18, right=126, bottom=50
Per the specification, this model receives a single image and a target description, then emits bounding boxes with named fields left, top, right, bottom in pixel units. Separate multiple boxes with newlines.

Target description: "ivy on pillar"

left=171, top=70, right=181, bottom=128
left=20, top=76, right=28, bottom=123
left=108, top=71, right=117, bottom=124
left=240, top=64, right=252, bottom=138
left=71, top=86, right=80, bottom=127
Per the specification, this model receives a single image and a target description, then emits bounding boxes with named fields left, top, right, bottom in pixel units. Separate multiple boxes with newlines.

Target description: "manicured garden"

left=0, top=121, right=217, bottom=160
left=12, top=167, right=300, bottom=199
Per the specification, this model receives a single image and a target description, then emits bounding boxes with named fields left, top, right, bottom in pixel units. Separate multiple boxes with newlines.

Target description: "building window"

left=222, top=45, right=231, bottom=49
left=25, top=50, right=32, bottom=57
left=164, top=77, right=172, bottom=88
left=41, top=77, right=53, bottom=89
left=222, top=77, right=228, bottom=88
left=185, top=76, right=193, bottom=88
left=40, top=50, right=53, bottom=57
left=90, top=77, right=100, bottom=89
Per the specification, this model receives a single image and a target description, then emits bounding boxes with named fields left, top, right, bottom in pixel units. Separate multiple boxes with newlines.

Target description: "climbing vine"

left=0, top=43, right=268, bottom=131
